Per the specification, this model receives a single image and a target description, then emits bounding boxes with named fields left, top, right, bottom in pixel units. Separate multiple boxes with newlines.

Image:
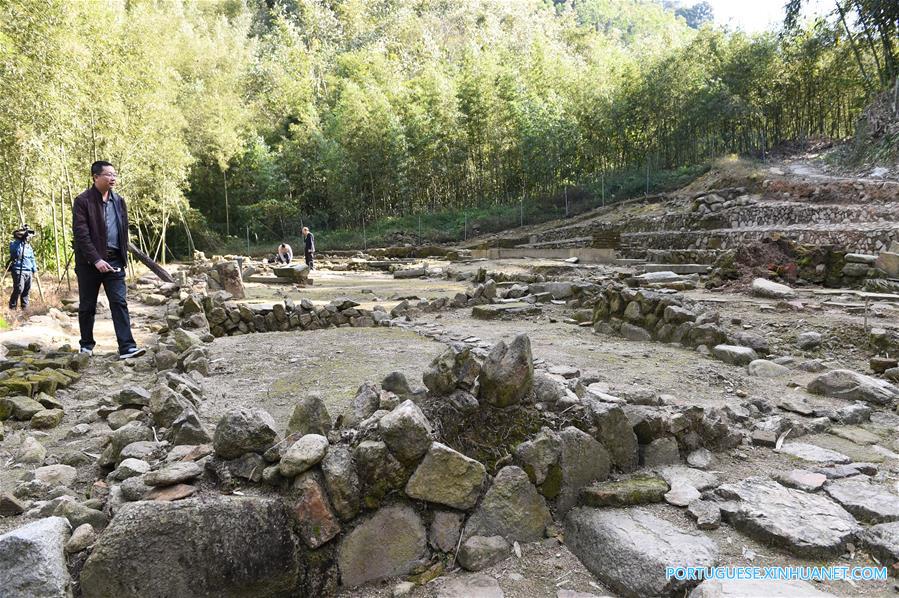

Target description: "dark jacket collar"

left=89, top=185, right=118, bottom=203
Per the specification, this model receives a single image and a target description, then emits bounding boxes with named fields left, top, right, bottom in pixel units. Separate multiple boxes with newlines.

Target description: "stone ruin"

left=0, top=314, right=753, bottom=597
left=3, top=230, right=899, bottom=598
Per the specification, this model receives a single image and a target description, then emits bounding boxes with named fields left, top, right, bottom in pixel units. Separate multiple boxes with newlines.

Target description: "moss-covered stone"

left=0, top=377, right=35, bottom=397
left=57, top=369, right=82, bottom=384
left=30, top=408, right=64, bottom=429
left=0, top=395, right=44, bottom=420
left=27, top=375, right=57, bottom=396
left=38, top=368, right=73, bottom=388
left=31, top=358, right=70, bottom=370
left=539, top=463, right=563, bottom=499
left=578, top=474, right=670, bottom=507
left=406, top=561, right=444, bottom=585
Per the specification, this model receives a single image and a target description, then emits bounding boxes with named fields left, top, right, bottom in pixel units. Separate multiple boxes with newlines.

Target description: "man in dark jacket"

left=8, top=226, right=37, bottom=310
left=72, top=161, right=145, bottom=359
left=302, top=226, right=315, bottom=270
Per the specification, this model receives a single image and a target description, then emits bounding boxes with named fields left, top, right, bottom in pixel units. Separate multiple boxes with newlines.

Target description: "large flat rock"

left=807, top=369, right=899, bottom=405
left=0, top=516, right=71, bottom=598
left=824, top=475, right=899, bottom=523
left=859, top=521, right=899, bottom=575
left=437, top=573, right=505, bottom=598
left=689, top=579, right=837, bottom=597
left=338, top=503, right=428, bottom=588
left=715, top=477, right=858, bottom=557
left=776, top=442, right=851, bottom=464
left=80, top=497, right=301, bottom=597
left=752, top=278, right=795, bottom=299
left=565, top=507, right=718, bottom=597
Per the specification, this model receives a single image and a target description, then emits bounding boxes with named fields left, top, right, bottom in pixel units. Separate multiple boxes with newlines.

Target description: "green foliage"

left=0, top=0, right=893, bottom=260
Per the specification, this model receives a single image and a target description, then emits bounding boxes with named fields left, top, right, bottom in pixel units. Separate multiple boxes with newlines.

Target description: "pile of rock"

left=0, top=329, right=753, bottom=597
left=186, top=253, right=248, bottom=298
left=691, top=189, right=758, bottom=215
left=591, top=284, right=726, bottom=349
left=0, top=344, right=86, bottom=432
left=183, top=294, right=383, bottom=338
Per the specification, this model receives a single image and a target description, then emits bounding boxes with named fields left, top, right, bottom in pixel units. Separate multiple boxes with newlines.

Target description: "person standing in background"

left=8, top=225, right=37, bottom=310
left=302, top=226, right=315, bottom=270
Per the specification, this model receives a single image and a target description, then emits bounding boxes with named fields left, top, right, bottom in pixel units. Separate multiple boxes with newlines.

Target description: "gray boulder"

left=437, top=574, right=504, bottom=598
left=212, top=407, right=279, bottom=459
left=286, top=393, right=332, bottom=437
left=429, top=510, right=464, bottom=553
left=144, top=461, right=203, bottom=487
left=378, top=400, right=433, bottom=463
left=405, top=443, right=486, bottom=510
left=115, top=385, right=152, bottom=407
left=585, top=399, right=638, bottom=471
left=382, top=371, right=413, bottom=397
left=807, top=370, right=899, bottom=405
left=320, top=445, right=360, bottom=521
left=279, top=434, right=328, bottom=477
left=824, top=475, right=899, bottom=523
left=99, top=421, right=154, bottom=467
left=478, top=335, right=534, bottom=408
left=338, top=504, right=428, bottom=587
left=458, top=536, right=510, bottom=572
left=514, top=428, right=561, bottom=486
left=715, top=477, right=857, bottom=557
left=859, top=521, right=899, bottom=576
left=0, top=516, right=71, bottom=598
left=355, top=440, right=409, bottom=510
left=533, top=372, right=569, bottom=404
left=149, top=385, right=191, bottom=428
left=557, top=427, right=611, bottom=515
left=689, top=579, right=837, bottom=597
left=796, top=332, right=823, bottom=350
left=642, top=436, right=680, bottom=467
left=423, top=346, right=481, bottom=395
left=464, top=466, right=551, bottom=543
left=747, top=359, right=790, bottom=378
left=711, top=345, right=758, bottom=366
left=566, top=507, right=718, bottom=597
left=169, top=408, right=211, bottom=445
left=80, top=497, right=300, bottom=597
left=751, top=278, right=795, bottom=299
left=351, top=382, right=381, bottom=422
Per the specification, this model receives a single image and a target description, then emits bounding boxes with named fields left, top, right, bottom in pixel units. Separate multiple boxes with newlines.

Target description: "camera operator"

left=8, top=226, right=37, bottom=310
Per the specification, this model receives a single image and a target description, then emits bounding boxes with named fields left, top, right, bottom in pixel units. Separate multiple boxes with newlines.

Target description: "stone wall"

left=71, top=328, right=746, bottom=597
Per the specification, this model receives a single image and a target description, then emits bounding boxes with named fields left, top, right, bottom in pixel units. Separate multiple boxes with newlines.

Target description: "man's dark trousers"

left=8, top=270, right=32, bottom=309
left=75, top=253, right=136, bottom=354
left=305, top=251, right=314, bottom=270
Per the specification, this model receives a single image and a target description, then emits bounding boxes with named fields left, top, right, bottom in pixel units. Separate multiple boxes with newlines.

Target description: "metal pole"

left=246, top=225, right=250, bottom=254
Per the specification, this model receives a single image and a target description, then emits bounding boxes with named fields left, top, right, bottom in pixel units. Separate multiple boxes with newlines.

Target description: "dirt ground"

left=202, top=326, right=443, bottom=426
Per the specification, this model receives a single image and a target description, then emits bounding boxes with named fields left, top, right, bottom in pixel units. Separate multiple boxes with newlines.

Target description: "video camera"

left=12, top=225, right=35, bottom=241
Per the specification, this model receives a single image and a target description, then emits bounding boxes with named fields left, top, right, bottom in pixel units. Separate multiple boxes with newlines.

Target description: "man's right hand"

left=94, top=259, right=114, bottom=273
